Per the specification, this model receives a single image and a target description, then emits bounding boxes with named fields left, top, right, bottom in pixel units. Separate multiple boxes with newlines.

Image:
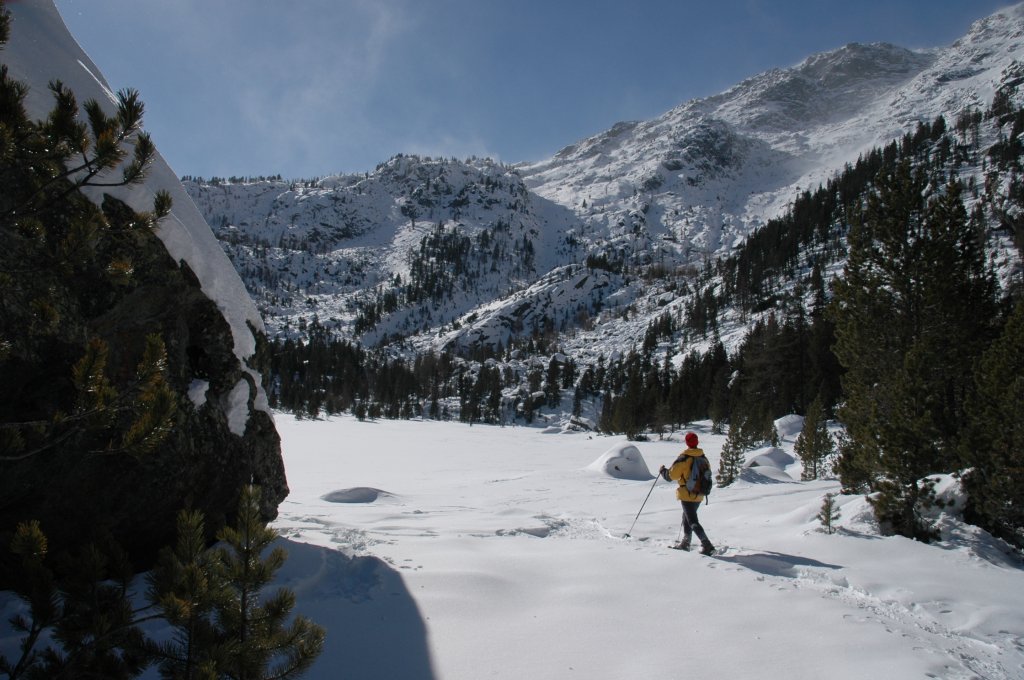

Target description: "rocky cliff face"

left=1, top=195, right=286, bottom=566
left=0, top=0, right=287, bottom=568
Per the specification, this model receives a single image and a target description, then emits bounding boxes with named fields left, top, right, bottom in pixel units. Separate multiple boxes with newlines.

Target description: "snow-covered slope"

left=185, top=156, right=583, bottom=343
left=5, top=415, right=1022, bottom=678
left=4, top=0, right=271, bottom=422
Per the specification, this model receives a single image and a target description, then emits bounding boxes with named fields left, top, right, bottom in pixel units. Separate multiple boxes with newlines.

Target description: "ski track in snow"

left=700, top=545, right=1021, bottom=680
left=309, top=512, right=1015, bottom=675
left=296, top=518, right=1015, bottom=675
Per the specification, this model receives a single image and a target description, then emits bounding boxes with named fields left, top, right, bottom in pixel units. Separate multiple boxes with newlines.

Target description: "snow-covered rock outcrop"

left=1, top=0, right=287, bottom=561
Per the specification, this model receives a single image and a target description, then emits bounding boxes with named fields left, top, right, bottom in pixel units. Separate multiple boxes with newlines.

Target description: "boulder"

left=587, top=443, right=655, bottom=480
left=0, top=197, right=286, bottom=570
left=0, top=2, right=286, bottom=571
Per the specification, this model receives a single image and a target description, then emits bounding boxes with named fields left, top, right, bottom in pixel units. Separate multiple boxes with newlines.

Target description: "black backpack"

left=686, top=454, right=714, bottom=500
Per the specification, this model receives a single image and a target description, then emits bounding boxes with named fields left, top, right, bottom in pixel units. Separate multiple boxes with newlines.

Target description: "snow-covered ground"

left=266, top=415, right=1024, bottom=680
left=3, top=415, right=1022, bottom=678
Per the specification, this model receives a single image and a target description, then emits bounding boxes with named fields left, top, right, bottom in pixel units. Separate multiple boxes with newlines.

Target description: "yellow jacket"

left=664, top=447, right=706, bottom=502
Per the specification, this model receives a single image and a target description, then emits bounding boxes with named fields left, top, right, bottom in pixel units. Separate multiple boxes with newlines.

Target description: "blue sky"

left=52, top=0, right=1013, bottom=179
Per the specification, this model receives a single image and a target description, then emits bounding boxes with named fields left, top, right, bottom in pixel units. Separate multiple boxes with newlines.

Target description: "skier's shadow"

left=714, top=550, right=842, bottom=578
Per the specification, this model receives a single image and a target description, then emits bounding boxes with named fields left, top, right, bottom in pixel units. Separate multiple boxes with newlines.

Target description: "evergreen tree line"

left=181, top=174, right=285, bottom=186
left=595, top=295, right=841, bottom=442
left=831, top=158, right=1018, bottom=544
left=268, top=320, right=576, bottom=424
left=822, top=85, right=1023, bottom=545
left=269, top=302, right=837, bottom=441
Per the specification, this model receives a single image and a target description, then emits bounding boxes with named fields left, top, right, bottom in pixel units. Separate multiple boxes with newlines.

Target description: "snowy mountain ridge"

left=186, top=156, right=584, bottom=347
left=521, top=4, right=1023, bottom=254
left=185, top=3, right=1024, bottom=361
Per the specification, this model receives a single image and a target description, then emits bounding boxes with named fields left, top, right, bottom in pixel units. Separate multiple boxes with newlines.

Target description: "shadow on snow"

left=275, top=538, right=437, bottom=680
left=714, top=550, right=842, bottom=578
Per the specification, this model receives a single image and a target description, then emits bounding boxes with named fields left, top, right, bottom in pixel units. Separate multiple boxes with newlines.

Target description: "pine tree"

left=0, top=521, right=59, bottom=680
left=0, top=14, right=175, bottom=466
left=717, top=418, right=754, bottom=487
left=705, top=342, right=731, bottom=432
left=147, top=511, right=225, bottom=680
left=831, top=160, right=927, bottom=497
left=1, top=8, right=190, bottom=573
left=3, top=496, right=327, bottom=680
left=817, top=493, right=841, bottom=535
left=0, top=13, right=173, bottom=431
left=830, top=162, right=998, bottom=540
left=960, top=299, right=1024, bottom=547
left=598, top=390, right=614, bottom=433
left=213, top=486, right=325, bottom=680
left=46, top=538, right=150, bottom=679
left=0, top=522, right=148, bottom=680
left=545, top=356, right=561, bottom=408
left=796, top=395, right=833, bottom=480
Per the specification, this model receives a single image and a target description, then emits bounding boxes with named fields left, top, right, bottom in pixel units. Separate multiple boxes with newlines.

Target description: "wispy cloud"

left=229, top=1, right=420, bottom=173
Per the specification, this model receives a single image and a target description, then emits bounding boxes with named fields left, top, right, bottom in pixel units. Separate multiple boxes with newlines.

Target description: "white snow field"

left=265, top=415, right=1024, bottom=680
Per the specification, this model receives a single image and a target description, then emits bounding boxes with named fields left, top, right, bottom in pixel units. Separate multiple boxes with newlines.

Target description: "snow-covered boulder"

left=745, top=446, right=796, bottom=470
left=740, top=446, right=796, bottom=483
left=0, top=1, right=286, bottom=566
left=322, top=487, right=394, bottom=504
left=739, top=466, right=796, bottom=484
left=920, top=473, right=968, bottom=519
left=774, top=414, right=805, bottom=441
left=586, top=443, right=655, bottom=480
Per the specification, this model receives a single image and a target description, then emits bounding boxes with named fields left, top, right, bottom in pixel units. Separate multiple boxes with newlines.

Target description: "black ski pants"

left=681, top=500, right=710, bottom=544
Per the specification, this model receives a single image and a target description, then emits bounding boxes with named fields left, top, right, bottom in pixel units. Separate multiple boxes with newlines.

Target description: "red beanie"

left=685, top=432, right=699, bottom=448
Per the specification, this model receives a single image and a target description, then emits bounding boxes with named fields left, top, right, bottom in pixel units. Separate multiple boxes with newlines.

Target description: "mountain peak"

left=795, top=41, right=933, bottom=84
left=960, top=1, right=1024, bottom=47
left=701, top=41, right=934, bottom=134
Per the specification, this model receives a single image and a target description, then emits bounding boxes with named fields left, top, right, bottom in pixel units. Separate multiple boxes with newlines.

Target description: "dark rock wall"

left=0, top=194, right=286, bottom=570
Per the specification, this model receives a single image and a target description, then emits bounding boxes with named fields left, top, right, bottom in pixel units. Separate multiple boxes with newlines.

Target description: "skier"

left=660, top=431, right=715, bottom=555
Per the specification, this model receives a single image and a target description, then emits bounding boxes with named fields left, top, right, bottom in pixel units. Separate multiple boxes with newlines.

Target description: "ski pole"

left=623, top=474, right=660, bottom=538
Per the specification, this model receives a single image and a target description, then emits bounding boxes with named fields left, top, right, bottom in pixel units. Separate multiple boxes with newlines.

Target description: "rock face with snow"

left=0, top=1, right=287, bottom=564
left=183, top=155, right=582, bottom=348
